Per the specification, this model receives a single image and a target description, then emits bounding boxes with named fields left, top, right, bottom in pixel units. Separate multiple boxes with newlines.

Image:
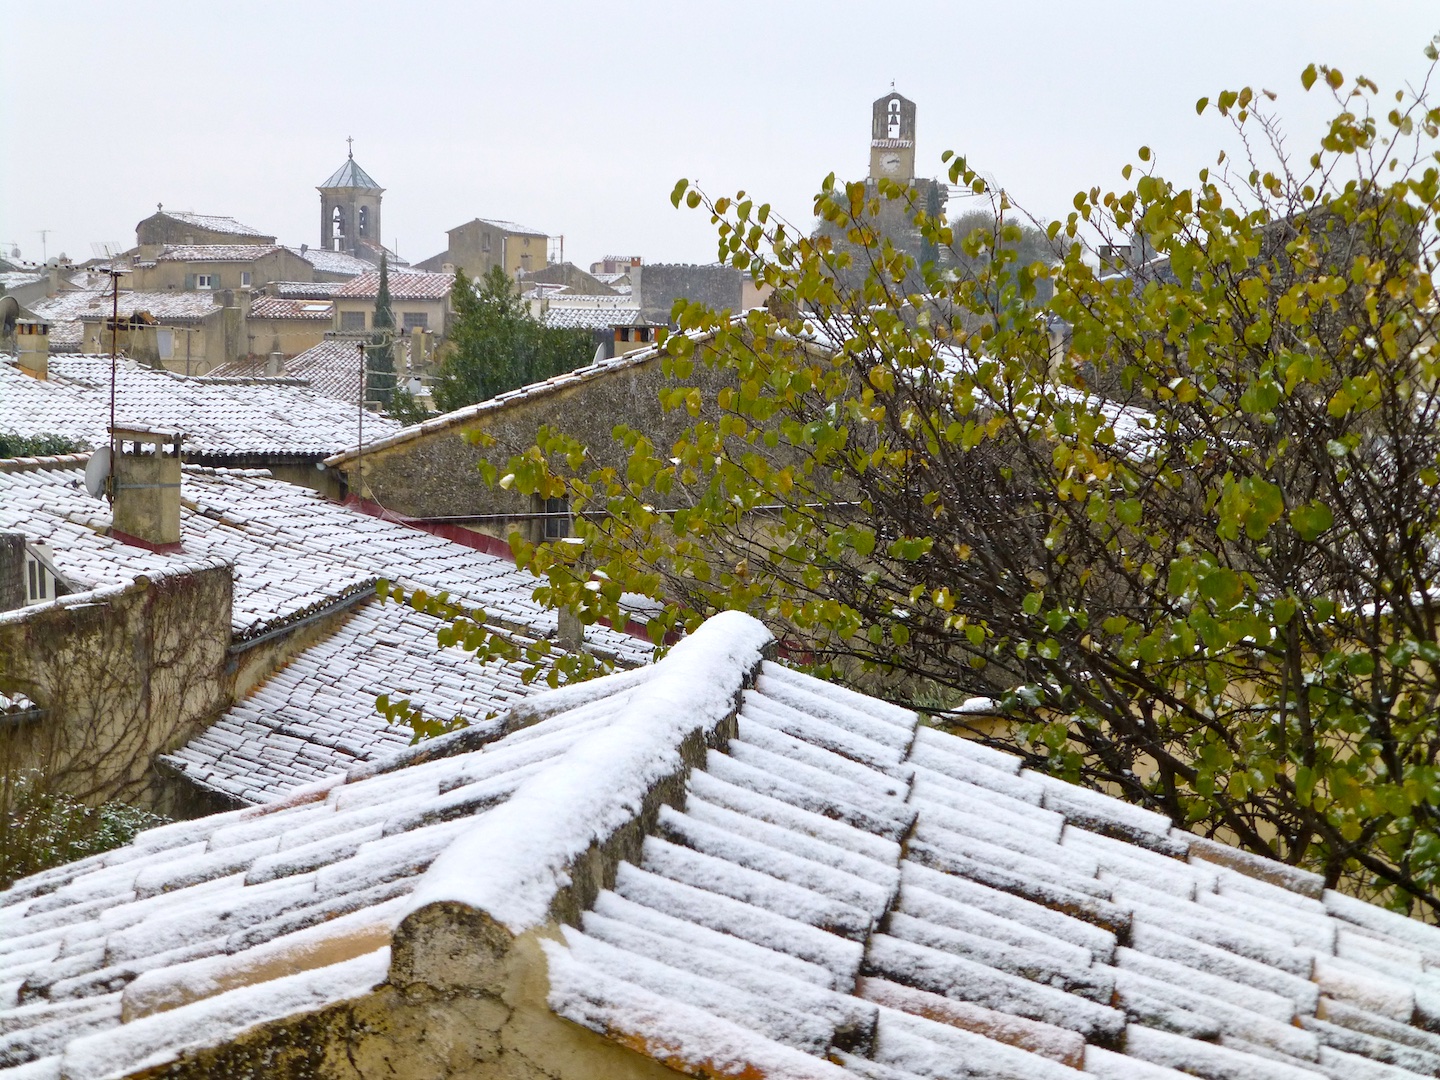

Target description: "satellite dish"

left=84, top=446, right=111, bottom=500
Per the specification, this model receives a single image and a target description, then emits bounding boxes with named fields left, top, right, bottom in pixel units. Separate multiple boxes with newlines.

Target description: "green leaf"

left=1289, top=501, right=1334, bottom=541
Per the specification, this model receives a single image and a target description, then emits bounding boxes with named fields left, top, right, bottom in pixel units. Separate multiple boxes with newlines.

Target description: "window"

left=340, top=311, right=367, bottom=331
left=401, top=312, right=428, bottom=331
left=358, top=205, right=369, bottom=238
left=481, top=231, right=492, bottom=253
left=542, top=496, right=570, bottom=540
left=240, top=271, right=252, bottom=287
left=156, top=328, right=174, bottom=359
left=195, top=274, right=214, bottom=289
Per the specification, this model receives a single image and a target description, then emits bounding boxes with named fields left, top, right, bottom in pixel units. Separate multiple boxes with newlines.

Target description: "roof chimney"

left=266, top=350, right=285, bottom=376
left=110, top=426, right=184, bottom=551
left=16, top=320, right=49, bottom=380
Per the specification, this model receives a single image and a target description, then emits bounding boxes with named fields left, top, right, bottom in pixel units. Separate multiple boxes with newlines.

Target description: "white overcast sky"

left=3, top=2, right=1436, bottom=270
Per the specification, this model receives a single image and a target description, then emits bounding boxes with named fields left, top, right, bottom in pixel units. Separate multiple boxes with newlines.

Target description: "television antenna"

left=84, top=446, right=112, bottom=500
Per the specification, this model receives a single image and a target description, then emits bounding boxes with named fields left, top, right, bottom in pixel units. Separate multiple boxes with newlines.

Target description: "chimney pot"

left=266, top=351, right=284, bottom=377
left=110, top=426, right=184, bottom=550
left=15, top=320, right=50, bottom=380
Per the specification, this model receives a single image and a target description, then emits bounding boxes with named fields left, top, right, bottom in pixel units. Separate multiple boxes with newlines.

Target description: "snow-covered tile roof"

left=161, top=597, right=549, bottom=806
left=152, top=245, right=283, bottom=263
left=29, top=290, right=221, bottom=324
left=0, top=459, right=648, bottom=802
left=207, top=337, right=363, bottom=405
left=461, top=216, right=547, bottom=237
left=155, top=211, right=273, bottom=238
left=0, top=354, right=399, bottom=458
left=0, top=271, right=44, bottom=291
left=267, top=281, right=343, bottom=299
left=246, top=296, right=334, bottom=321
left=539, top=302, right=653, bottom=331
left=286, top=247, right=372, bottom=277
left=4, top=612, right=1439, bottom=1079
left=332, top=270, right=453, bottom=302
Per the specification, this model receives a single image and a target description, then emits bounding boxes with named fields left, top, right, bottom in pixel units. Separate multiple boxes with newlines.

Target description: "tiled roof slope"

left=207, top=337, right=364, bottom=405
left=287, top=247, right=372, bottom=277
left=156, top=212, right=272, bottom=238
left=332, top=270, right=452, bottom=301
left=0, top=461, right=645, bottom=653
left=153, top=245, right=283, bottom=263
left=0, top=354, right=400, bottom=458
left=28, top=290, right=220, bottom=326
left=267, top=280, right=343, bottom=299
left=162, top=596, right=548, bottom=806
left=246, top=295, right=334, bottom=321
left=4, top=614, right=1440, bottom=1079
left=540, top=303, right=653, bottom=330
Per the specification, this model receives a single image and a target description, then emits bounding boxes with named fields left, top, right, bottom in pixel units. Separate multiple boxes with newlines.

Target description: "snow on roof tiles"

left=332, top=270, right=453, bottom=301
left=245, top=296, right=334, bottom=321
left=539, top=303, right=653, bottom=331
left=153, top=245, right=283, bottom=263
left=207, top=337, right=363, bottom=405
left=4, top=613, right=1440, bottom=1079
left=27, top=290, right=221, bottom=326
left=0, top=460, right=648, bottom=802
left=155, top=211, right=273, bottom=238
left=460, top=216, right=547, bottom=237
left=0, top=353, right=399, bottom=458
left=287, top=247, right=373, bottom=277
left=267, top=281, right=343, bottom=299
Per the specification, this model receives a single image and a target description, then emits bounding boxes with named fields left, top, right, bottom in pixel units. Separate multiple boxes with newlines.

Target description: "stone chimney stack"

left=110, top=426, right=183, bottom=550
left=15, top=320, right=50, bottom=380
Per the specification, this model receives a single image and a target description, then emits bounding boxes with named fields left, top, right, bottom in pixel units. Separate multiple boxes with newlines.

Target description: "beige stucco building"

left=332, top=270, right=453, bottom=336
left=417, top=218, right=548, bottom=280
left=130, top=245, right=316, bottom=294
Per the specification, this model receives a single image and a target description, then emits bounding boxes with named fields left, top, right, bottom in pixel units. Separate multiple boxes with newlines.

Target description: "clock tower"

left=869, top=90, right=917, bottom=181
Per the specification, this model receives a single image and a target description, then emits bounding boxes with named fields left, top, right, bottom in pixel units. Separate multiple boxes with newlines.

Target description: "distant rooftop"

left=334, top=269, right=453, bottom=302
left=288, top=246, right=373, bottom=277
left=153, top=210, right=273, bottom=238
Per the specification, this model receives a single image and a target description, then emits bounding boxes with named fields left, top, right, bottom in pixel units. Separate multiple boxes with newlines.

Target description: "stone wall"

left=0, top=533, right=24, bottom=613
left=635, top=263, right=743, bottom=325
left=338, top=348, right=737, bottom=530
left=0, top=562, right=233, bottom=809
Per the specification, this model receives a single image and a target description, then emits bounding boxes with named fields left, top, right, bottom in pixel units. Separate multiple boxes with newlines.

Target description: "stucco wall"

left=0, top=564, right=234, bottom=809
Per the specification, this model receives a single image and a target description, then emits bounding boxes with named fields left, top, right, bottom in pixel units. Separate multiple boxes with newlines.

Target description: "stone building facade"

left=325, top=339, right=736, bottom=539
left=135, top=209, right=276, bottom=251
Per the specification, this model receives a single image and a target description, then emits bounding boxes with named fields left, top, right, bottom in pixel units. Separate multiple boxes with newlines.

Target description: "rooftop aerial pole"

left=356, top=338, right=366, bottom=503
left=95, top=264, right=129, bottom=505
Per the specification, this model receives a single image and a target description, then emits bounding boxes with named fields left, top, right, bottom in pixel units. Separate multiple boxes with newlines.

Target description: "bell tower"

left=318, top=138, right=385, bottom=261
left=869, top=89, right=917, bottom=181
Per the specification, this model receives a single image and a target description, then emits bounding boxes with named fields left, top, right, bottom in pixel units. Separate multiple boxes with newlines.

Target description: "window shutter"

left=184, top=273, right=194, bottom=290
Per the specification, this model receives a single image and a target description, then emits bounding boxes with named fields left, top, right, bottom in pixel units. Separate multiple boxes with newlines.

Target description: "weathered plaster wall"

left=0, top=564, right=233, bottom=809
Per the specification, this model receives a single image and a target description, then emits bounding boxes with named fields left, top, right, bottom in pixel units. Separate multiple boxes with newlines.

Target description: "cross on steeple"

left=346, top=136, right=354, bottom=158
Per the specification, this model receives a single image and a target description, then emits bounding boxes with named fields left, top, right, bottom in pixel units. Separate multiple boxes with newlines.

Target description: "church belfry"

left=318, top=139, right=385, bottom=262
left=869, top=90, right=917, bottom=181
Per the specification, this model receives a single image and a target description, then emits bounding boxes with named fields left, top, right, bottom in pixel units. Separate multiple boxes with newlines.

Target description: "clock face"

left=882, top=153, right=901, bottom=174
